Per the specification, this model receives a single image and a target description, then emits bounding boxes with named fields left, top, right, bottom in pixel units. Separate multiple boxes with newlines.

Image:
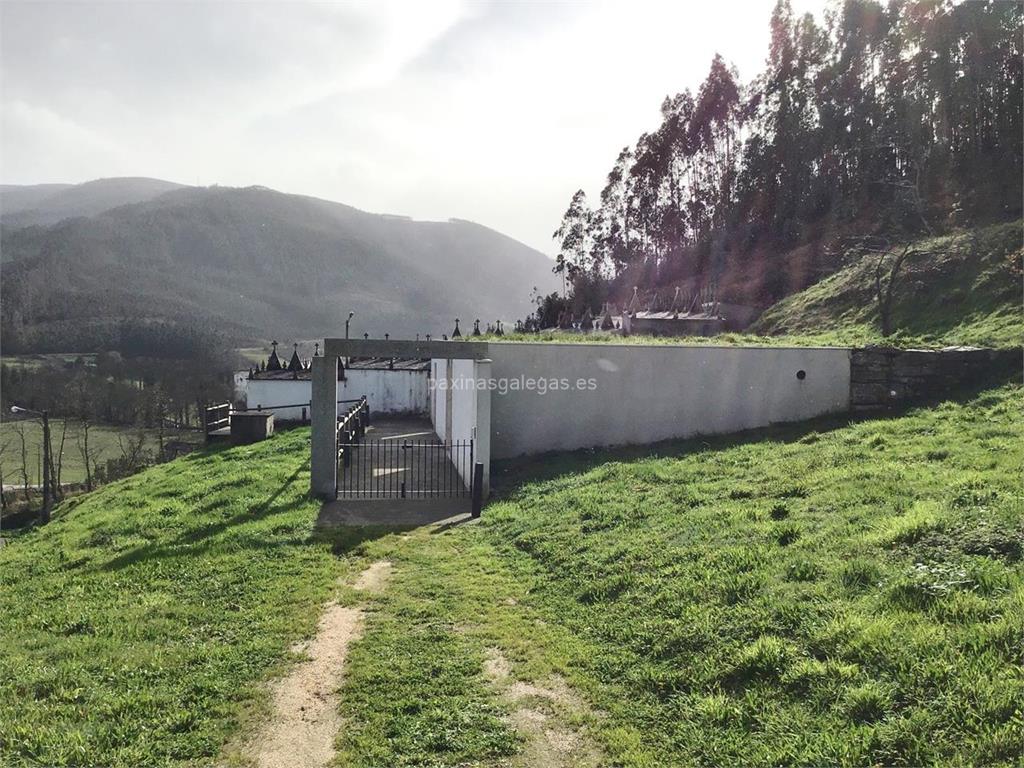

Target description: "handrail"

left=335, top=397, right=369, bottom=479
left=232, top=398, right=364, bottom=413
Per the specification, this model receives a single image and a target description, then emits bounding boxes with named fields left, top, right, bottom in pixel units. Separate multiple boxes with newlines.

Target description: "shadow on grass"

left=489, top=374, right=1020, bottom=501
left=101, top=460, right=395, bottom=570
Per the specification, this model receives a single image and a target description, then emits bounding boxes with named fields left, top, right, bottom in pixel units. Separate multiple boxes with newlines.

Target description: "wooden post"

left=471, top=461, right=484, bottom=518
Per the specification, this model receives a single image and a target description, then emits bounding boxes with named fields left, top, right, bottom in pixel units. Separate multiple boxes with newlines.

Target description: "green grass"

left=469, top=383, right=1024, bottom=765
left=752, top=221, right=1023, bottom=348
left=1, top=384, right=1021, bottom=766
left=0, top=420, right=202, bottom=486
left=0, top=432, right=367, bottom=766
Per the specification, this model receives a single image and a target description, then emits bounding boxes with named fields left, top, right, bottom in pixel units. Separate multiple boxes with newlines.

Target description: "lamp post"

left=10, top=405, right=52, bottom=524
left=344, top=311, right=355, bottom=367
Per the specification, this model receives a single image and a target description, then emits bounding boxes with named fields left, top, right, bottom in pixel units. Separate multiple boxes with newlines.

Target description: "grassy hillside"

left=1, top=384, right=1021, bottom=766
left=752, top=221, right=1023, bottom=348
left=0, top=432, right=364, bottom=765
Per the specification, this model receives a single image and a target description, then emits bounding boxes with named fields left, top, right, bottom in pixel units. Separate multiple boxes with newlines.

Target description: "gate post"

left=310, top=355, right=339, bottom=499
left=471, top=462, right=484, bottom=517
left=473, top=358, right=492, bottom=499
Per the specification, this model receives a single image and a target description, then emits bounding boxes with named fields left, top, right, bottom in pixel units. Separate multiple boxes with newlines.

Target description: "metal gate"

left=337, top=439, right=474, bottom=498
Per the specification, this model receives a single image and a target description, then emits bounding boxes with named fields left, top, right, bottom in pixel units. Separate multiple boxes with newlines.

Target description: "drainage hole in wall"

left=796, top=370, right=807, bottom=380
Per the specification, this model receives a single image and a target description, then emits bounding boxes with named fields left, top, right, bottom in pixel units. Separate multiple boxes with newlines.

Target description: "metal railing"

left=335, top=397, right=370, bottom=495
left=205, top=398, right=366, bottom=439
left=204, top=402, right=231, bottom=442
left=337, top=438, right=473, bottom=499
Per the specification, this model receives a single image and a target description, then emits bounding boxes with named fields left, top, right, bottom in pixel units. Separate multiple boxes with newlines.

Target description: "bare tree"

left=0, top=434, right=11, bottom=517
left=117, top=429, right=148, bottom=474
left=76, top=420, right=101, bottom=491
left=49, top=416, right=69, bottom=501
left=15, top=423, right=31, bottom=497
left=848, top=236, right=940, bottom=338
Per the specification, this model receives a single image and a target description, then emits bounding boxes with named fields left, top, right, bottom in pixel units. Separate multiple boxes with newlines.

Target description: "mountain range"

left=0, top=178, right=557, bottom=353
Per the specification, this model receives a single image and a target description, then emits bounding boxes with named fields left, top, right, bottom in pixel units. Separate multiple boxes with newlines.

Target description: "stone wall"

left=850, top=346, right=1020, bottom=411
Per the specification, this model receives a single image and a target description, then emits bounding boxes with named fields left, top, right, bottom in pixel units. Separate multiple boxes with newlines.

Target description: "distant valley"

left=0, top=178, right=557, bottom=352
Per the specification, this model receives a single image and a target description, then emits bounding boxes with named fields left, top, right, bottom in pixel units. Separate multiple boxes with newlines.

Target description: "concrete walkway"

left=326, top=417, right=473, bottom=527
left=336, top=417, right=472, bottom=500
left=317, top=498, right=472, bottom=527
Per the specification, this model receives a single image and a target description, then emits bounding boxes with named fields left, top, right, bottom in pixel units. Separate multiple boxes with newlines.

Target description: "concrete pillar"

left=444, top=358, right=453, bottom=443
left=474, top=358, right=492, bottom=498
left=310, top=356, right=338, bottom=499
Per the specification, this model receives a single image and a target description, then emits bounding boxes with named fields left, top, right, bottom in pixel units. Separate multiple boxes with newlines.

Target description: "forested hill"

left=0, top=184, right=557, bottom=352
left=0, top=177, right=187, bottom=228
left=550, top=0, right=1022, bottom=317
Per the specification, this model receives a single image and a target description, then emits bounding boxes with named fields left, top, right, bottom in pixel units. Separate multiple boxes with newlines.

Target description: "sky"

left=0, top=0, right=828, bottom=255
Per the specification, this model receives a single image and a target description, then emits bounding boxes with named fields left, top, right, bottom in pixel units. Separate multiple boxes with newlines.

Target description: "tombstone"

left=472, top=319, right=481, bottom=337
left=452, top=318, right=462, bottom=338
left=363, top=332, right=369, bottom=340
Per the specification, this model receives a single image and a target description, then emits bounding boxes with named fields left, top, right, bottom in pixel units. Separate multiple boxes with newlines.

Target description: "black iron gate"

left=337, top=439, right=474, bottom=498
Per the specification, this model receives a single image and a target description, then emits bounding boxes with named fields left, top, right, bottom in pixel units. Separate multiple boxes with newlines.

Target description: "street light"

left=344, top=311, right=355, bottom=368
left=10, top=405, right=52, bottom=524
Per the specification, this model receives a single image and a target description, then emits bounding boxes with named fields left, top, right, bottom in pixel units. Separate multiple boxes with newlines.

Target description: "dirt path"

left=483, top=648, right=602, bottom=768
left=240, top=561, right=392, bottom=768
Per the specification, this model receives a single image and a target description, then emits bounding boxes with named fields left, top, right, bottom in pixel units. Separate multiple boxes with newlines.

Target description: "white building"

left=235, top=343, right=430, bottom=420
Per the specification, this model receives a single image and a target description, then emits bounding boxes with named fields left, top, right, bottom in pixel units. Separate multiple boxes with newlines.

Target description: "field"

left=0, top=420, right=202, bottom=487
left=0, top=353, right=98, bottom=371
left=0, top=382, right=1021, bottom=766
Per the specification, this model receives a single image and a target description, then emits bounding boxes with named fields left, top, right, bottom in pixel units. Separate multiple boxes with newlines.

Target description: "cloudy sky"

left=1, top=0, right=826, bottom=254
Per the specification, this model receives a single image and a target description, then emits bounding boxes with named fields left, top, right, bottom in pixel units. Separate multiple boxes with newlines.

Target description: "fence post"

left=471, top=461, right=484, bottom=518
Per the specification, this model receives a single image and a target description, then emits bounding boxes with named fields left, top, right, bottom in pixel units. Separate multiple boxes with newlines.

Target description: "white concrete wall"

left=483, top=343, right=852, bottom=459
left=342, top=369, right=429, bottom=416
left=431, top=360, right=447, bottom=439
left=244, top=369, right=428, bottom=421
left=430, top=357, right=487, bottom=491
left=449, top=359, right=476, bottom=445
left=244, top=379, right=313, bottom=421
